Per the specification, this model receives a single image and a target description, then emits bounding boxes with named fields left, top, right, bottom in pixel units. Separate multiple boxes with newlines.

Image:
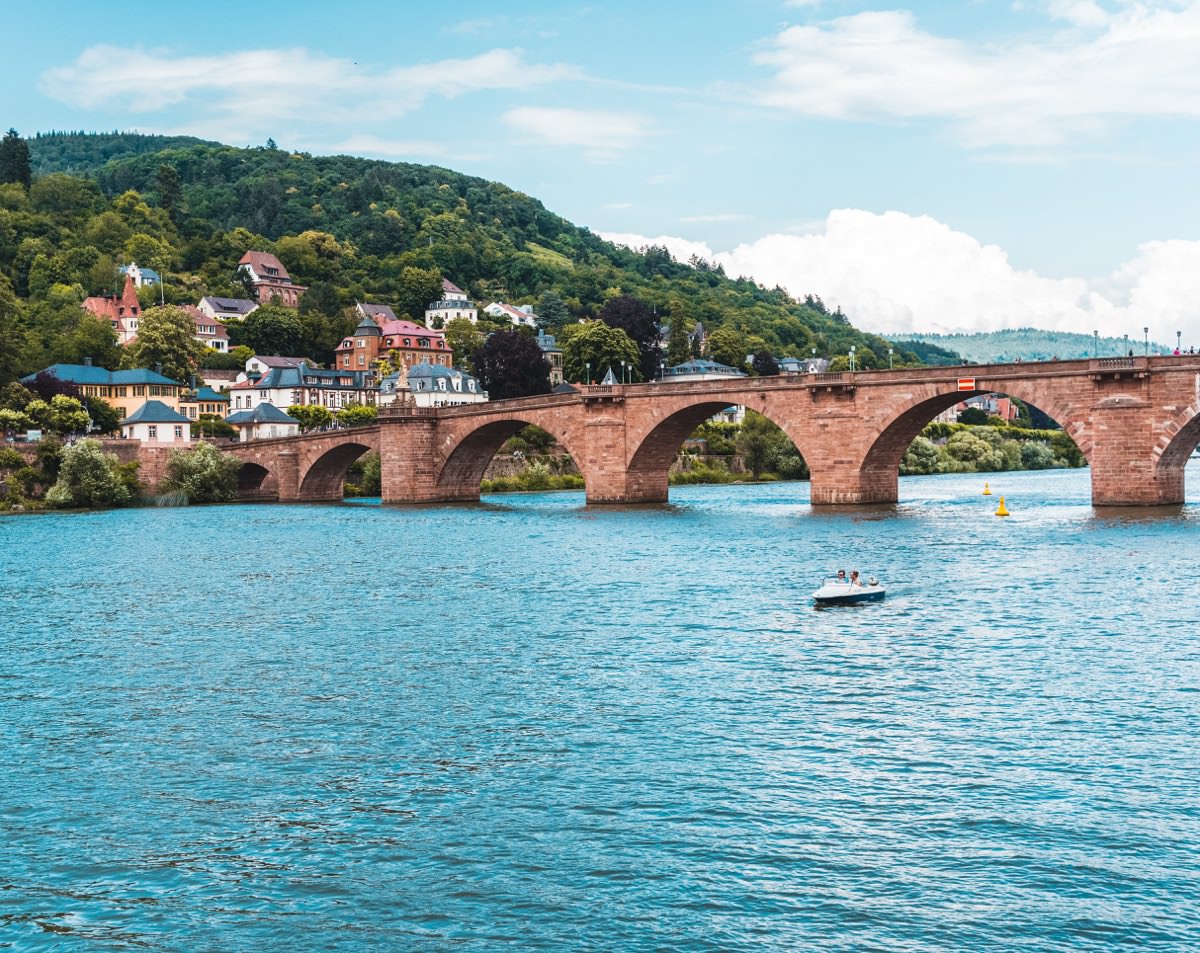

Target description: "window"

left=148, top=425, right=157, bottom=439
left=174, top=426, right=183, bottom=440
left=133, top=385, right=146, bottom=396
left=358, top=355, right=365, bottom=366
left=358, top=339, right=366, bottom=348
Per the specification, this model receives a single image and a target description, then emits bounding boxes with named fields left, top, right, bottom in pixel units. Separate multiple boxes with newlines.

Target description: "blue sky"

left=5, top=0, right=1200, bottom=340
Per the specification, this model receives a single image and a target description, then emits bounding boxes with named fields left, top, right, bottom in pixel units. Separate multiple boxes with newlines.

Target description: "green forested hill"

left=29, top=131, right=216, bottom=177
left=1, top=131, right=918, bottom=383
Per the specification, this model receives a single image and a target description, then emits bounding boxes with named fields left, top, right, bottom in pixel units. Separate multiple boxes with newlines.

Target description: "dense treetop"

left=1, top=131, right=920, bottom=386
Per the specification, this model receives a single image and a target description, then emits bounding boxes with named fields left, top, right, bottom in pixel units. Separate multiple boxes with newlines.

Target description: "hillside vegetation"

left=1, top=131, right=920, bottom=385
left=893, top=328, right=1172, bottom=365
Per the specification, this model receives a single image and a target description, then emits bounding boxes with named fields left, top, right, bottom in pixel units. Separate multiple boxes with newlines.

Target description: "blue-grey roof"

left=121, top=400, right=191, bottom=425
left=22, top=364, right=182, bottom=387
left=406, top=363, right=458, bottom=379
left=355, top=317, right=383, bottom=336
left=250, top=364, right=373, bottom=390
left=666, top=359, right=746, bottom=376
left=181, top=386, right=229, bottom=403
left=200, top=296, right=258, bottom=315
left=226, top=403, right=299, bottom=425
left=121, top=264, right=161, bottom=282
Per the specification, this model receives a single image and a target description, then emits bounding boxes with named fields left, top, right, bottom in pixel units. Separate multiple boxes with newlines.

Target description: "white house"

left=197, top=296, right=258, bottom=323
left=379, top=363, right=488, bottom=408
left=225, top=403, right=301, bottom=441
left=120, top=400, right=192, bottom=443
left=229, top=360, right=376, bottom=412
left=484, top=301, right=538, bottom=328
left=425, top=279, right=478, bottom=328
left=120, top=262, right=160, bottom=288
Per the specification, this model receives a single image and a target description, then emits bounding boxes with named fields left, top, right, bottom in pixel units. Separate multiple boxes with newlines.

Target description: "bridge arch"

left=299, top=441, right=374, bottom=500
left=1155, top=400, right=1200, bottom=500
left=437, top=415, right=589, bottom=500
left=857, top=384, right=1091, bottom=501
left=236, top=461, right=273, bottom=498
left=624, top=396, right=813, bottom=503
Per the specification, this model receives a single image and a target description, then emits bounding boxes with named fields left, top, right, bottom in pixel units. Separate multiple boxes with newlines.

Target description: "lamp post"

left=1177, top=330, right=1182, bottom=353
left=585, top=361, right=591, bottom=385
left=1093, top=330, right=1099, bottom=358
left=1144, top=327, right=1149, bottom=357
left=1123, top=333, right=1129, bottom=356
left=888, top=347, right=894, bottom=369
left=620, top=360, right=627, bottom=384
left=659, top=360, right=665, bottom=380
left=849, top=346, right=856, bottom=372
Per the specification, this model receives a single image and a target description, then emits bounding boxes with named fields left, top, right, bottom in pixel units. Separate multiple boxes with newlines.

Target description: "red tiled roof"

left=239, top=251, right=291, bottom=280
left=442, top=278, right=465, bottom=296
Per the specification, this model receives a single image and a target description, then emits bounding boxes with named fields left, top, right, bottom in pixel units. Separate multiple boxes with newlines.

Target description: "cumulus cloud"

left=502, top=106, right=652, bottom=157
left=752, top=3, right=1200, bottom=147
left=41, top=45, right=577, bottom=138
left=601, top=210, right=1200, bottom=339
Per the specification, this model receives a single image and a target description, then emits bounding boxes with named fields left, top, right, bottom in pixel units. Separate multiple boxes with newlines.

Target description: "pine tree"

left=0, top=129, right=32, bottom=189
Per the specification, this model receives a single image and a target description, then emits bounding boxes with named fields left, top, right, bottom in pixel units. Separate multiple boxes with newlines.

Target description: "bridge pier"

left=809, top=468, right=899, bottom=506
left=1088, top=402, right=1184, bottom=505
left=273, top=449, right=301, bottom=502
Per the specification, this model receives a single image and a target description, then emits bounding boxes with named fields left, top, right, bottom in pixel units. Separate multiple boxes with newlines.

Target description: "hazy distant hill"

left=892, top=328, right=1172, bottom=364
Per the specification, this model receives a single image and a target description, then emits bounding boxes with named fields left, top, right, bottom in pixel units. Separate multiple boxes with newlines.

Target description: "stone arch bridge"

left=224, top=355, right=1200, bottom=507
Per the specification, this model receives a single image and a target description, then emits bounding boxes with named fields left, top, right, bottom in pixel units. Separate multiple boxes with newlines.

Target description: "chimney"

left=155, top=363, right=163, bottom=375
left=84, top=356, right=93, bottom=366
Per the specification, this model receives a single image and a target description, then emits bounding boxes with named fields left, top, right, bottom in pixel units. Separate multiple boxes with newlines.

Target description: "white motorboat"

left=812, top=577, right=886, bottom=605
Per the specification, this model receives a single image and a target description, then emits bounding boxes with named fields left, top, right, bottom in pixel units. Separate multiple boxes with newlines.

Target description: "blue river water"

left=2, top=467, right=1199, bottom=952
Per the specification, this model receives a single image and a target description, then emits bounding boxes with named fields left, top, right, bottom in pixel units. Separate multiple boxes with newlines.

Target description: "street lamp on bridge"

left=1093, top=330, right=1099, bottom=358
left=1178, top=330, right=1183, bottom=354
left=888, top=347, right=894, bottom=369
left=1144, top=327, right=1150, bottom=357
left=849, top=345, right=856, bottom=372
left=585, top=361, right=591, bottom=385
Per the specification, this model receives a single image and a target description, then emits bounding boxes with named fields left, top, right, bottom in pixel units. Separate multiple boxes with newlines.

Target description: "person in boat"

left=850, top=571, right=862, bottom=587
left=836, top=569, right=847, bottom=584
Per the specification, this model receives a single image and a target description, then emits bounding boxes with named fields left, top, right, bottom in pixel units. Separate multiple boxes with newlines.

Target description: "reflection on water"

left=2, top=467, right=1199, bottom=951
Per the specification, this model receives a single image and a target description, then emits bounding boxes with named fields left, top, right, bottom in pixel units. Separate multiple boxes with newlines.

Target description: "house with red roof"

left=335, top=315, right=452, bottom=381
left=238, top=251, right=307, bottom=308
left=83, top=274, right=143, bottom=344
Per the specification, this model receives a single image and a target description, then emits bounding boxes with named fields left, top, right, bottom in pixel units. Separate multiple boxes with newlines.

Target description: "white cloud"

left=602, top=210, right=1200, bottom=339
left=41, top=45, right=577, bottom=133
left=502, top=106, right=652, bottom=157
left=599, top=231, right=718, bottom=266
left=752, top=4, right=1200, bottom=147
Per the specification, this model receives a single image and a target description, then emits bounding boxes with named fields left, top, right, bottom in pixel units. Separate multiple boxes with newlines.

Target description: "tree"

left=666, top=304, right=692, bottom=368
left=536, top=290, right=569, bottom=329
left=45, top=438, right=131, bottom=508
left=230, top=304, right=304, bottom=357
left=706, top=326, right=748, bottom=370
left=394, top=266, right=443, bottom=320
left=471, top=330, right=552, bottom=399
left=0, top=130, right=31, bottom=190
left=599, top=294, right=661, bottom=380
left=86, top=397, right=122, bottom=435
left=0, top=277, right=25, bottom=386
left=900, top=436, right=941, bottom=475
left=957, top=406, right=989, bottom=425
left=751, top=350, right=779, bottom=377
left=444, top=317, right=484, bottom=371
left=561, top=321, right=639, bottom=384
left=123, top=305, right=205, bottom=382
left=157, top=163, right=183, bottom=222
left=287, top=404, right=334, bottom=432
left=0, top=408, right=31, bottom=437
left=163, top=442, right=241, bottom=503
left=336, top=404, right=377, bottom=427
left=53, top=314, right=122, bottom=370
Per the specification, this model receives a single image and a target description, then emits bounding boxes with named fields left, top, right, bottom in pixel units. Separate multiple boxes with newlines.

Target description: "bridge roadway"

left=224, top=355, right=1200, bottom=506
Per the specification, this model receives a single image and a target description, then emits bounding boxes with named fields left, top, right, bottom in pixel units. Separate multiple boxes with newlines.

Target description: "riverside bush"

left=45, top=439, right=131, bottom=509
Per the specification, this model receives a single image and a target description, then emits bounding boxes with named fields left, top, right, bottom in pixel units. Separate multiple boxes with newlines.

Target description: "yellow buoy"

left=982, top=482, right=992, bottom=495
left=995, top=496, right=1010, bottom=517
